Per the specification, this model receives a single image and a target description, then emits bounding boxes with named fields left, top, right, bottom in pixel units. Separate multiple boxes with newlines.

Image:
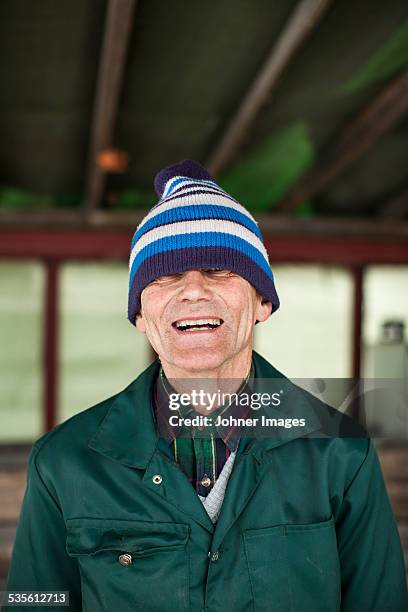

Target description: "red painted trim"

left=263, top=236, right=408, bottom=265
left=352, top=267, right=363, bottom=379
left=44, top=261, right=59, bottom=432
left=0, top=230, right=407, bottom=263
left=0, top=230, right=132, bottom=260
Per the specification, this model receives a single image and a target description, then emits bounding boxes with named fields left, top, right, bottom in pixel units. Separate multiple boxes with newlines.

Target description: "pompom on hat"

left=128, top=159, right=280, bottom=325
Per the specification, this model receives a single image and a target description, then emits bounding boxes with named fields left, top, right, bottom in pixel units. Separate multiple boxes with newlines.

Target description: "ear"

left=255, top=295, right=273, bottom=324
left=135, top=310, right=147, bottom=334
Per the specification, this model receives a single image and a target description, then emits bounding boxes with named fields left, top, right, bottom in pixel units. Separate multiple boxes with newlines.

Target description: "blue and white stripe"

left=162, top=176, right=222, bottom=199
left=127, top=162, right=280, bottom=325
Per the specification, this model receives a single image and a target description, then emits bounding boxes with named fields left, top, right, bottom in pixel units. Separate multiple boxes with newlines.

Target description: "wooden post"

left=275, top=71, right=408, bottom=213
left=43, top=260, right=59, bottom=432
left=84, top=0, right=137, bottom=218
left=207, top=0, right=333, bottom=175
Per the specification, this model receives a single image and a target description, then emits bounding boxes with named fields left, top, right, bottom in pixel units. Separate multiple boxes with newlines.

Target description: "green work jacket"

left=4, top=350, right=408, bottom=611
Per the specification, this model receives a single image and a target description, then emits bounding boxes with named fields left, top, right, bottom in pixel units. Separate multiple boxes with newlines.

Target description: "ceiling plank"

left=206, top=0, right=333, bottom=176
left=83, top=0, right=137, bottom=219
left=1, top=211, right=408, bottom=241
left=275, top=70, right=408, bottom=213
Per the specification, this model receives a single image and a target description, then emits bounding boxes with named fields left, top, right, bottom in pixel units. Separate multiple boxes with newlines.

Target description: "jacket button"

left=118, top=553, right=133, bottom=566
left=210, top=550, right=220, bottom=562
left=201, top=474, right=211, bottom=487
left=152, top=474, right=162, bottom=484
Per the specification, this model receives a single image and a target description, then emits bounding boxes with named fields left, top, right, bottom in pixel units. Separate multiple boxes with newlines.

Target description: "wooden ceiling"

left=0, top=0, right=407, bottom=235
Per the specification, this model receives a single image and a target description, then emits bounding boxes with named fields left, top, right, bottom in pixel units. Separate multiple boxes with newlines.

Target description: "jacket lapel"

left=87, top=357, right=214, bottom=533
left=88, top=358, right=160, bottom=470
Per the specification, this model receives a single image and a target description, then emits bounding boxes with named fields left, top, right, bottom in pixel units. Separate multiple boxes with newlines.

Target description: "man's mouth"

left=171, top=317, right=224, bottom=333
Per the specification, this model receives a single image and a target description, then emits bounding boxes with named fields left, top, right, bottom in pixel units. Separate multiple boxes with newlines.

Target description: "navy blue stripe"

left=132, top=204, right=263, bottom=246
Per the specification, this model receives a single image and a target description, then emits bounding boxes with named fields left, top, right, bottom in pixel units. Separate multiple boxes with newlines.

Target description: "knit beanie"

left=128, top=159, right=280, bottom=325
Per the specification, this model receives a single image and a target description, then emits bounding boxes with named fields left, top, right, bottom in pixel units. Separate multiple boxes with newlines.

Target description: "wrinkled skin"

left=136, top=269, right=272, bottom=394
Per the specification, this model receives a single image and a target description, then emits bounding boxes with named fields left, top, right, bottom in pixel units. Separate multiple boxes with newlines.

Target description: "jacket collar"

left=88, top=350, right=323, bottom=469
left=88, top=358, right=162, bottom=469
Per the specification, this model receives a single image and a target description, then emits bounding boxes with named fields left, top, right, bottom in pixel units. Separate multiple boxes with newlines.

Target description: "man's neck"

left=160, top=346, right=252, bottom=378
left=158, top=346, right=253, bottom=408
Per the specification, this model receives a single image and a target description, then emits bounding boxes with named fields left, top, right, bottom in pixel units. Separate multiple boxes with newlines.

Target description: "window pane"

left=59, top=262, right=150, bottom=423
left=363, top=266, right=408, bottom=379
left=362, top=267, right=408, bottom=438
left=255, top=265, right=353, bottom=377
left=363, top=265, right=408, bottom=351
left=0, top=262, right=44, bottom=442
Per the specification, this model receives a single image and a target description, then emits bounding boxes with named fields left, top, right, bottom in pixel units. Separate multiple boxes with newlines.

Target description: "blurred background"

left=1, top=0, right=408, bottom=586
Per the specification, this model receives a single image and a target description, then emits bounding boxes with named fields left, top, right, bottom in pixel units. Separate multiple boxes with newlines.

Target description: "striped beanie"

left=128, top=159, right=280, bottom=325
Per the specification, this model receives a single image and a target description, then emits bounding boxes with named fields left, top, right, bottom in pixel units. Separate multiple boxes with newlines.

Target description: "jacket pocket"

left=243, top=516, right=340, bottom=612
left=66, top=518, right=190, bottom=612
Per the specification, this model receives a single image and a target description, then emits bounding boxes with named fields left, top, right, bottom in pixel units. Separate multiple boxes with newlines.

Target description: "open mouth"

left=171, top=317, right=224, bottom=333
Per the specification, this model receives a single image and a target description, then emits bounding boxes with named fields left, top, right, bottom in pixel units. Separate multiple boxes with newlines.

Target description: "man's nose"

left=177, top=270, right=212, bottom=300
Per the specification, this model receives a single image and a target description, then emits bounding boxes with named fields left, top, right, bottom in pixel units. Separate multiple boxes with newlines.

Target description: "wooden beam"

left=262, top=236, right=408, bottom=265
left=1, top=227, right=408, bottom=264
left=84, top=0, right=137, bottom=219
left=352, top=267, right=363, bottom=380
left=1, top=211, right=408, bottom=240
left=43, top=261, right=59, bottom=432
left=206, top=0, right=333, bottom=176
left=0, top=210, right=86, bottom=227
left=275, top=70, right=408, bottom=213
left=346, top=265, right=365, bottom=423
left=248, top=214, right=408, bottom=240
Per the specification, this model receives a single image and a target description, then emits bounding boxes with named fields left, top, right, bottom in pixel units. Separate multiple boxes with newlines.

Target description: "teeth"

left=175, top=318, right=222, bottom=329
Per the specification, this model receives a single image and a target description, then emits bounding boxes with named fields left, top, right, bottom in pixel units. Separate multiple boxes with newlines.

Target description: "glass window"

left=362, top=266, right=408, bottom=438
left=0, top=262, right=44, bottom=442
left=255, top=265, right=353, bottom=378
left=59, top=262, right=150, bottom=423
left=363, top=266, right=408, bottom=359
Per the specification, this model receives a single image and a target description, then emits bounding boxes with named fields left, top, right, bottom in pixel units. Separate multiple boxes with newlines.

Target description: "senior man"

left=5, top=160, right=408, bottom=611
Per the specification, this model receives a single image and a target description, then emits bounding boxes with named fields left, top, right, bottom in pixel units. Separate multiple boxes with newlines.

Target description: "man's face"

left=135, top=268, right=272, bottom=372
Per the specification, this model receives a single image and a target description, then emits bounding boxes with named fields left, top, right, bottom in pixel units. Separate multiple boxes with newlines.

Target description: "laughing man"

left=5, top=160, right=408, bottom=611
